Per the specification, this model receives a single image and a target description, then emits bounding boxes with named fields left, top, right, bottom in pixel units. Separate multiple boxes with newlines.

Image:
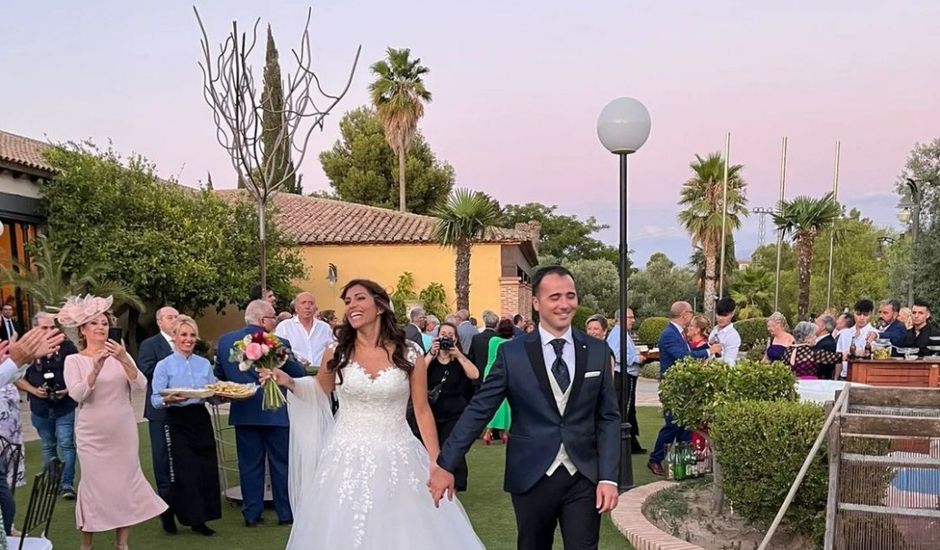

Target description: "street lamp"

left=597, top=97, right=651, bottom=493
left=898, top=178, right=923, bottom=307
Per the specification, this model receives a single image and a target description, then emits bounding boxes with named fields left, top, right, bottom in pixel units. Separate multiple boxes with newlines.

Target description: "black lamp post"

left=897, top=178, right=923, bottom=307
left=597, top=97, right=651, bottom=493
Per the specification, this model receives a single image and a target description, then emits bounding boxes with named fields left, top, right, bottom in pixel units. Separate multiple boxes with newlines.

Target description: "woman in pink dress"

left=59, top=295, right=167, bottom=550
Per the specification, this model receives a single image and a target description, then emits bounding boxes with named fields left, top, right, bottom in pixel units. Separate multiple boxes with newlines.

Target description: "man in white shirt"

left=709, top=298, right=741, bottom=366
left=845, top=300, right=879, bottom=379
left=275, top=292, right=333, bottom=368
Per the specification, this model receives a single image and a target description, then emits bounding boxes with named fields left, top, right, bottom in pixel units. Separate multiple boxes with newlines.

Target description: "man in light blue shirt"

left=606, top=308, right=646, bottom=454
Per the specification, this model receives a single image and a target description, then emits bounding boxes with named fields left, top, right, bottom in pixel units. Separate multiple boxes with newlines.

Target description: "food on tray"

left=206, top=381, right=259, bottom=399
left=159, top=388, right=215, bottom=399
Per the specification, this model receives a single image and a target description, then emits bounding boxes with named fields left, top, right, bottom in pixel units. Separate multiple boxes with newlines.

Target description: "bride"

left=261, top=279, right=483, bottom=549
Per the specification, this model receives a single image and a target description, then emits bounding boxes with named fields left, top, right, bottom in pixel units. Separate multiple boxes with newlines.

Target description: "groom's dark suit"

left=438, top=327, right=620, bottom=549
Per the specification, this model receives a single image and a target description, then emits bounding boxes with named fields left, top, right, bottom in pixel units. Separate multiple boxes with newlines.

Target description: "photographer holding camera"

left=15, top=312, right=78, bottom=499
left=424, top=322, right=479, bottom=492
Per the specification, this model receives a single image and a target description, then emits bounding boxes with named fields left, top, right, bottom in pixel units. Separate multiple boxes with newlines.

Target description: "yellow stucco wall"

left=301, top=243, right=503, bottom=317
left=197, top=242, right=505, bottom=344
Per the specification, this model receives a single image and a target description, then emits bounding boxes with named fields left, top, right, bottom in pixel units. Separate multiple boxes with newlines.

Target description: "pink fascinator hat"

left=55, top=295, right=114, bottom=328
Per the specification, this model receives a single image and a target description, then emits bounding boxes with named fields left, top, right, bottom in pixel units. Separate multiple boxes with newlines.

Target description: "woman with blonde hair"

left=898, top=307, right=913, bottom=330
left=151, top=315, right=221, bottom=536
left=763, top=311, right=795, bottom=363
left=60, top=295, right=166, bottom=550
left=686, top=315, right=711, bottom=352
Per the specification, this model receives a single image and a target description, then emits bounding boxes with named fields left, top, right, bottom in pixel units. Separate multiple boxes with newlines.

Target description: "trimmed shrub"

left=659, top=357, right=797, bottom=430
left=725, top=359, right=797, bottom=402
left=639, top=362, right=661, bottom=380
left=637, top=316, right=669, bottom=346
left=710, top=400, right=828, bottom=537
left=659, top=357, right=730, bottom=430
left=734, top=317, right=768, bottom=350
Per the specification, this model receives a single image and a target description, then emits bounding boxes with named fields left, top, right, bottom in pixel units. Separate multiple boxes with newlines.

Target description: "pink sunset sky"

left=3, top=0, right=938, bottom=264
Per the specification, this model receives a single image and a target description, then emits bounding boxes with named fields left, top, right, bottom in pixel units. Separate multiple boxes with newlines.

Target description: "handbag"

left=427, top=366, right=450, bottom=405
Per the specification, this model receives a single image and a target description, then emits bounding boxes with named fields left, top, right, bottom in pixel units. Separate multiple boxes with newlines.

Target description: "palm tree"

left=1, top=236, right=144, bottom=312
left=772, top=192, right=841, bottom=320
left=677, top=152, right=748, bottom=319
left=689, top=234, right=738, bottom=299
left=369, top=47, right=432, bottom=212
left=730, top=267, right=774, bottom=319
left=433, top=189, right=500, bottom=311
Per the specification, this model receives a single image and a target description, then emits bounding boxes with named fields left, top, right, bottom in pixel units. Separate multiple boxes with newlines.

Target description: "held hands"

left=428, top=339, right=441, bottom=356
left=427, top=463, right=456, bottom=507
left=709, top=343, right=722, bottom=356
left=92, top=349, right=109, bottom=372
left=595, top=483, right=619, bottom=514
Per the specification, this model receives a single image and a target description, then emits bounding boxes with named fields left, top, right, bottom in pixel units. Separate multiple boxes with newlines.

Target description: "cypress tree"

left=261, top=25, right=300, bottom=194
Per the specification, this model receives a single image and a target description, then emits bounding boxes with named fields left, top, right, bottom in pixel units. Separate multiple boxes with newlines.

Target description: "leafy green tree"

left=749, top=242, right=797, bottom=322
left=319, top=107, right=454, bottom=214
left=433, top=189, right=500, bottom=311
left=566, top=258, right=619, bottom=316
left=808, top=209, right=890, bottom=314
left=260, top=25, right=300, bottom=194
left=627, top=252, right=698, bottom=319
left=419, top=282, right=449, bottom=321
left=497, top=203, right=619, bottom=266
left=390, top=272, right=418, bottom=323
left=772, top=192, right=842, bottom=320
left=730, top=266, right=773, bottom=319
left=37, top=142, right=304, bottom=341
left=689, top=233, right=738, bottom=304
left=370, top=48, right=432, bottom=212
left=896, top=139, right=940, bottom=307
left=1, top=235, right=143, bottom=312
left=678, top=152, right=749, bottom=320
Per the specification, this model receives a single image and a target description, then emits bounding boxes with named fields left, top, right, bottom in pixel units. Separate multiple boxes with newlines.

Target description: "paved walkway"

left=635, top=377, right=662, bottom=407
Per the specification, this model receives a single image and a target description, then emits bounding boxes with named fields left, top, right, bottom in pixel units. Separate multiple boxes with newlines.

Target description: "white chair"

left=6, top=459, right=63, bottom=550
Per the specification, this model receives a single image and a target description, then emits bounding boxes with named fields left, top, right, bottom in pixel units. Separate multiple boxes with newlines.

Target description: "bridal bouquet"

left=229, top=331, right=290, bottom=411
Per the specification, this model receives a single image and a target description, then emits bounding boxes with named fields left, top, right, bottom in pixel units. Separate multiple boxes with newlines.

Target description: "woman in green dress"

left=482, top=319, right=515, bottom=445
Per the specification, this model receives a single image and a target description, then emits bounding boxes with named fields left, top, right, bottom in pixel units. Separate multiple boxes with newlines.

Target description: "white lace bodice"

left=331, top=360, right=414, bottom=443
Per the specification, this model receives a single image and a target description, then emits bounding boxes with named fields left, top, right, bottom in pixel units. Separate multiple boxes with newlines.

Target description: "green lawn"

left=16, top=408, right=663, bottom=549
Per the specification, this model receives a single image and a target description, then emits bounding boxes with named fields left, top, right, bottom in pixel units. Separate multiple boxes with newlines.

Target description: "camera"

left=42, top=371, right=61, bottom=402
left=439, top=337, right=455, bottom=351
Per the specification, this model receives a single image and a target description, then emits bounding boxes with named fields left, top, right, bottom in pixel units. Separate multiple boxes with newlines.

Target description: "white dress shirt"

left=275, top=316, right=334, bottom=366
left=538, top=324, right=616, bottom=487
left=162, top=331, right=175, bottom=352
left=708, top=323, right=741, bottom=366
left=0, top=358, right=27, bottom=386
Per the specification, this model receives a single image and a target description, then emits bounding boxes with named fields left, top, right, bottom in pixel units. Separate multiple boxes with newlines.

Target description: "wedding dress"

left=285, top=343, right=484, bottom=549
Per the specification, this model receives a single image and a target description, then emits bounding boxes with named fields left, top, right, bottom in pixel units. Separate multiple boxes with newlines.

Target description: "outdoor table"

left=847, top=358, right=940, bottom=387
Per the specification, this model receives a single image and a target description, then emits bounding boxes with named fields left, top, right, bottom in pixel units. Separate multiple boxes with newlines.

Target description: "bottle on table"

left=674, top=443, right=686, bottom=480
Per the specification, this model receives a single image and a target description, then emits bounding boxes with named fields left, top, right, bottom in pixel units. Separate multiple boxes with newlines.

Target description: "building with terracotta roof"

left=202, top=190, right=540, bottom=342
left=0, top=129, right=51, bottom=321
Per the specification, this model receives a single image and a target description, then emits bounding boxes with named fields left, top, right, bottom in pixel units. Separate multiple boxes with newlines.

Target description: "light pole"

left=597, top=97, right=651, bottom=493
left=898, top=178, right=923, bottom=307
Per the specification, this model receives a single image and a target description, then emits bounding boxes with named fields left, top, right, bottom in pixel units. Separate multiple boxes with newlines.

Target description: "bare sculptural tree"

left=194, top=6, right=360, bottom=289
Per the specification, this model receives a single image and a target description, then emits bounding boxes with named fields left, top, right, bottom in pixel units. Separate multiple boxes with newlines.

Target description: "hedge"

left=709, top=400, right=828, bottom=539
left=733, top=317, right=768, bottom=350
left=639, top=362, right=661, bottom=380
left=637, top=316, right=669, bottom=346
left=659, top=357, right=796, bottom=430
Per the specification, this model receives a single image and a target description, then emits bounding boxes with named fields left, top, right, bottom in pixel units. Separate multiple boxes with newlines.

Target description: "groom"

left=431, top=265, right=621, bottom=550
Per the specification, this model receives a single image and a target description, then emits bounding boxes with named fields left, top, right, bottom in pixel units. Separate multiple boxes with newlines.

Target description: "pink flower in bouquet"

left=260, top=344, right=270, bottom=355
left=244, top=342, right=264, bottom=361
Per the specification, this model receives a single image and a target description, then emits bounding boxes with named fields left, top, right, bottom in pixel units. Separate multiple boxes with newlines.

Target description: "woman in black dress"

left=424, top=322, right=479, bottom=491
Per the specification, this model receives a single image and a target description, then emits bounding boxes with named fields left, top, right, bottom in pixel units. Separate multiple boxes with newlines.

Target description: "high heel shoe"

left=482, top=431, right=493, bottom=446
left=115, top=544, right=128, bottom=550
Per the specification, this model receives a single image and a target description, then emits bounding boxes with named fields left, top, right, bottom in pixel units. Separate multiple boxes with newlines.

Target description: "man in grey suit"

left=404, top=307, right=427, bottom=352
left=456, top=309, right=477, bottom=353
left=136, top=306, right=179, bottom=533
